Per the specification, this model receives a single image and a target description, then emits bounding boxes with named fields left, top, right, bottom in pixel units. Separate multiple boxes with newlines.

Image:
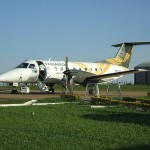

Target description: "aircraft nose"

left=0, top=74, right=7, bottom=82
left=0, top=73, right=16, bottom=82
left=0, top=72, right=15, bottom=82
left=0, top=70, right=21, bottom=82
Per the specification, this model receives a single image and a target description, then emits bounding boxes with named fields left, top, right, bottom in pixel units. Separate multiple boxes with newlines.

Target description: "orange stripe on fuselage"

left=95, top=63, right=104, bottom=74
left=97, top=63, right=111, bottom=75
left=74, top=62, right=91, bottom=72
left=106, top=58, right=121, bottom=65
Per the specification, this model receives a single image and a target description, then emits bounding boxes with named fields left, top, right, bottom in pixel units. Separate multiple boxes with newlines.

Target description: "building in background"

left=134, top=61, right=150, bottom=85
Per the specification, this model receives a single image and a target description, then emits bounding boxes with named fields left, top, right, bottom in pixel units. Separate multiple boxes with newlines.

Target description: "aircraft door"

left=36, top=61, right=47, bottom=81
left=27, top=63, right=39, bottom=82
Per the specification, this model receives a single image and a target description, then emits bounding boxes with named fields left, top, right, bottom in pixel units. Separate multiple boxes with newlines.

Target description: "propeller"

left=64, top=56, right=70, bottom=77
left=65, top=56, right=69, bottom=71
left=63, top=57, right=69, bottom=93
left=63, top=57, right=74, bottom=94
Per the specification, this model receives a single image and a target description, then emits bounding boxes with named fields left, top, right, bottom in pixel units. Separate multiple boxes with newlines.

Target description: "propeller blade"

left=65, top=56, right=68, bottom=71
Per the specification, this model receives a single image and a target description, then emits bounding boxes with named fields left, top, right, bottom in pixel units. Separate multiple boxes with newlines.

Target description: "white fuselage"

left=43, top=60, right=127, bottom=84
left=0, top=59, right=128, bottom=85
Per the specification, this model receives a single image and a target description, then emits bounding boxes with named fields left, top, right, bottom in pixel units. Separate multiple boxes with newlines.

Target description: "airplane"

left=0, top=42, right=149, bottom=95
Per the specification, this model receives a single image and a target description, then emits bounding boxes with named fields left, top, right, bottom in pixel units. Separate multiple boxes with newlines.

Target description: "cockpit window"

left=29, top=64, right=35, bottom=69
left=16, top=63, right=29, bottom=68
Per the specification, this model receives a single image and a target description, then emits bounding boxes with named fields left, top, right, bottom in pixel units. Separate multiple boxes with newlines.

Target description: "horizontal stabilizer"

left=112, top=42, right=150, bottom=47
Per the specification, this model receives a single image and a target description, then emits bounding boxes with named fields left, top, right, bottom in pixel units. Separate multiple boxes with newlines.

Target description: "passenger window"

left=95, top=68, right=97, bottom=71
left=60, top=67, right=63, bottom=71
left=54, top=67, right=57, bottom=70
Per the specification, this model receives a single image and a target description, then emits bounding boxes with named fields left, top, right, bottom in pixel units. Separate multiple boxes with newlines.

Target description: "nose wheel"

left=11, top=86, right=19, bottom=94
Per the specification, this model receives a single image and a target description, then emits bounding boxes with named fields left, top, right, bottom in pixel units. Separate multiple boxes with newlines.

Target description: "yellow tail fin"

left=105, top=42, right=150, bottom=68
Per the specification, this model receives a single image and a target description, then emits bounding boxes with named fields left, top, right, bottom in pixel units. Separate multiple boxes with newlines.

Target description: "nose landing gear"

left=10, top=83, right=19, bottom=94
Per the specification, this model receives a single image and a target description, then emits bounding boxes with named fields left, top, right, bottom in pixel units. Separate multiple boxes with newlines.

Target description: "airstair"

left=37, top=81, right=49, bottom=92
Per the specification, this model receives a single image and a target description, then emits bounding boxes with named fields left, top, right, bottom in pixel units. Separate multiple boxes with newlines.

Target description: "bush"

left=123, top=97, right=150, bottom=104
left=91, top=97, right=120, bottom=106
left=123, top=97, right=137, bottom=102
left=91, top=97, right=150, bottom=111
left=60, top=94, right=81, bottom=101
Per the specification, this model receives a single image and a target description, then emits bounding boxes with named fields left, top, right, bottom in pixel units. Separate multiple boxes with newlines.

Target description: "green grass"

left=0, top=99, right=150, bottom=150
left=0, top=98, right=71, bottom=104
left=98, top=84, right=150, bottom=92
left=1, top=84, right=150, bottom=92
left=74, top=84, right=150, bottom=92
left=0, top=98, right=29, bottom=104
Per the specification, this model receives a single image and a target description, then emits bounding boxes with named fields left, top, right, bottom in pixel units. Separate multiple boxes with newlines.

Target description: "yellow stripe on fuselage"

left=74, top=62, right=91, bottom=72
left=73, top=62, right=111, bottom=75
left=95, top=63, right=104, bottom=74
left=73, top=62, right=126, bottom=77
left=106, top=58, right=121, bottom=65
left=97, top=63, right=111, bottom=75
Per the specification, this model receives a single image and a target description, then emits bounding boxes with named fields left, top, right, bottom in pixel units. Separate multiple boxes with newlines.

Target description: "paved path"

left=0, top=90, right=148, bottom=100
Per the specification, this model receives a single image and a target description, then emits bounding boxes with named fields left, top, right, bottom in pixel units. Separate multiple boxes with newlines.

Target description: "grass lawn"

left=1, top=84, right=150, bottom=92
left=0, top=98, right=150, bottom=150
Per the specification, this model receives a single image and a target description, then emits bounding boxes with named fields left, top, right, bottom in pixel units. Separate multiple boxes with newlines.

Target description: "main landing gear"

left=85, top=82, right=122, bottom=99
left=49, top=85, right=54, bottom=94
left=85, top=83, right=100, bottom=98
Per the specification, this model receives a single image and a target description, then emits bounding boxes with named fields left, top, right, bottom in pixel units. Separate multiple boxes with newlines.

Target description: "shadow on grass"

left=82, top=111, right=150, bottom=126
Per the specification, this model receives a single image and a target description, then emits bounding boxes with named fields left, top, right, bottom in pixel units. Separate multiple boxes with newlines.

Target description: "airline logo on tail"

left=102, top=42, right=150, bottom=68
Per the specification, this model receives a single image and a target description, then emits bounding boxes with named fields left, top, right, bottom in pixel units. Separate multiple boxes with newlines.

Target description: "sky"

left=0, top=0, right=150, bottom=83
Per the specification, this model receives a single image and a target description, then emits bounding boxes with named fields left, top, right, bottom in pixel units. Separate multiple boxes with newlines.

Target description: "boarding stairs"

left=37, top=81, right=49, bottom=92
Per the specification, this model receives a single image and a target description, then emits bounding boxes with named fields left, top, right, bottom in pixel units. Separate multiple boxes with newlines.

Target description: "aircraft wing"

left=84, top=69, right=147, bottom=82
left=65, top=69, right=147, bottom=85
